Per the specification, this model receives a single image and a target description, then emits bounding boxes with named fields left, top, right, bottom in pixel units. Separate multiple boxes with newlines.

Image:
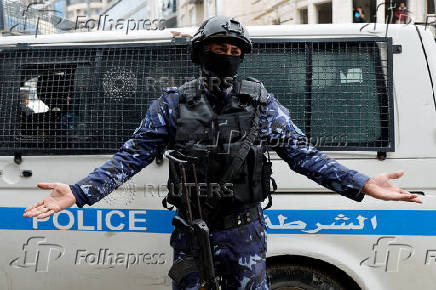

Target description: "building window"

left=300, top=8, right=308, bottom=24
left=428, top=0, right=435, bottom=14
left=207, top=0, right=214, bottom=17
left=190, top=7, right=196, bottom=25
left=317, top=2, right=332, bottom=24
left=180, top=14, right=185, bottom=26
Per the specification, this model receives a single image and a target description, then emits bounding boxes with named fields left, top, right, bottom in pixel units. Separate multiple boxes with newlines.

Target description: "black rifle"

left=164, top=150, right=220, bottom=290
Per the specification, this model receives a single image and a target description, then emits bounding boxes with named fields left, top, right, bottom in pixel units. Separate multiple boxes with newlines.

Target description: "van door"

left=0, top=41, right=199, bottom=290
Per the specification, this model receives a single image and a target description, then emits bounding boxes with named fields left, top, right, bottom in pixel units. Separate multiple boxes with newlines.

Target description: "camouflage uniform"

left=70, top=82, right=370, bottom=289
left=170, top=205, right=268, bottom=290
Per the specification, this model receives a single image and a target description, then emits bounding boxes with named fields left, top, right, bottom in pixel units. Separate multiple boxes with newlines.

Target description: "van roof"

left=0, top=24, right=425, bottom=47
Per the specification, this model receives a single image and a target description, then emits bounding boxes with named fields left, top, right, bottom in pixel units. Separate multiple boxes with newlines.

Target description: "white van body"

left=0, top=24, right=435, bottom=290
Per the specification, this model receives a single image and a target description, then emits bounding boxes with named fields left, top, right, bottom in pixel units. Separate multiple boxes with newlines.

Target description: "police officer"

left=24, top=16, right=422, bottom=290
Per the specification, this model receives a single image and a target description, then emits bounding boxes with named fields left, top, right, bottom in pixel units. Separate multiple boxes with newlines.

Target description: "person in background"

left=394, top=2, right=409, bottom=24
left=353, top=7, right=366, bottom=23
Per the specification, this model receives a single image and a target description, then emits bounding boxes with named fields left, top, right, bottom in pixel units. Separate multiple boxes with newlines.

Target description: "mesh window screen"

left=0, top=38, right=394, bottom=155
left=239, top=39, right=393, bottom=151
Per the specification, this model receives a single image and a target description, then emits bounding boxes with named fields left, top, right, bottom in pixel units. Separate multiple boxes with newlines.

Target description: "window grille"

left=0, top=38, right=394, bottom=155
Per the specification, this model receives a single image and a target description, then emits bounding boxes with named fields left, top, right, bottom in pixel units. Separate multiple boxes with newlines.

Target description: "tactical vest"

left=165, top=78, right=274, bottom=215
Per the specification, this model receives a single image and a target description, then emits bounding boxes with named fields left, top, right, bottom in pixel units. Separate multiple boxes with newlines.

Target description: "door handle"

left=21, top=170, right=33, bottom=178
left=410, top=191, right=425, bottom=196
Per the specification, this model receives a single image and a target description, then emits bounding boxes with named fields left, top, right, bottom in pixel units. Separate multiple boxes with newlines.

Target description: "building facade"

left=66, top=0, right=115, bottom=21
left=176, top=0, right=435, bottom=26
left=177, top=0, right=204, bottom=26
left=103, top=0, right=162, bottom=22
left=162, top=0, right=177, bottom=27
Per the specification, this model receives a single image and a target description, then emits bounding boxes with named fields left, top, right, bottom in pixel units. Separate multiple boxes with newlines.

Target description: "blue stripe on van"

left=1, top=207, right=436, bottom=235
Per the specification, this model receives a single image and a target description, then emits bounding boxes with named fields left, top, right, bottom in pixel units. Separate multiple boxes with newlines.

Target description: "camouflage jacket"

left=70, top=82, right=370, bottom=207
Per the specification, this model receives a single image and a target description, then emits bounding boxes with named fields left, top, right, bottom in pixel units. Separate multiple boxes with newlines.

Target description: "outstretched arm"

left=24, top=91, right=178, bottom=218
left=70, top=95, right=171, bottom=207
left=264, top=95, right=422, bottom=203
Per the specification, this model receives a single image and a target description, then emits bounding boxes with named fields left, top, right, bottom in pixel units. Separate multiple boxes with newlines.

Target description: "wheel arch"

left=266, top=254, right=363, bottom=290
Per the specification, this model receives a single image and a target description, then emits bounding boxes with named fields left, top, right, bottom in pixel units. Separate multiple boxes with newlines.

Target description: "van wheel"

left=267, top=263, right=358, bottom=290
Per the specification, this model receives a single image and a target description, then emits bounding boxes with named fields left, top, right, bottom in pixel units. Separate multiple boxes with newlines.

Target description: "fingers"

left=397, top=192, right=423, bottom=203
left=387, top=171, right=404, bottom=180
left=23, top=208, right=39, bottom=218
left=399, top=189, right=411, bottom=195
left=411, top=197, right=423, bottom=203
left=23, top=205, right=44, bottom=218
left=37, top=209, right=55, bottom=219
left=37, top=183, right=56, bottom=190
left=401, top=195, right=423, bottom=203
left=23, top=204, right=55, bottom=218
left=25, top=183, right=56, bottom=216
left=373, top=187, right=424, bottom=204
left=24, top=200, right=44, bottom=213
left=399, top=189, right=423, bottom=202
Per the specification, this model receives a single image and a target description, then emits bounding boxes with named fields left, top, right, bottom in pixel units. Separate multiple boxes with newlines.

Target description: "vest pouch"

left=216, top=114, right=241, bottom=143
left=231, top=145, right=267, bottom=206
left=165, top=148, right=210, bottom=208
left=175, top=119, right=212, bottom=142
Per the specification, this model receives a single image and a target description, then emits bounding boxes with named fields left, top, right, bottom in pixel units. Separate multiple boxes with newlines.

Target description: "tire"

left=267, top=263, right=359, bottom=290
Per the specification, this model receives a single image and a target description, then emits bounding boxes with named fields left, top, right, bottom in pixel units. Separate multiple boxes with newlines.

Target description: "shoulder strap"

left=219, top=78, right=268, bottom=183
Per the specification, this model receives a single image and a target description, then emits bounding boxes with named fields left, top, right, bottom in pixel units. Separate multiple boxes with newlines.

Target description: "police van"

left=0, top=23, right=435, bottom=290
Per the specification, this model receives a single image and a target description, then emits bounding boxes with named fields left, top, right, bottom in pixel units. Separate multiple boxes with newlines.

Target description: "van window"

left=240, top=40, right=393, bottom=151
left=0, top=39, right=393, bottom=155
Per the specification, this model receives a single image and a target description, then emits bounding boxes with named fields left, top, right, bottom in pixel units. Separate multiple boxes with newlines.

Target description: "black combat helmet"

left=191, top=16, right=252, bottom=65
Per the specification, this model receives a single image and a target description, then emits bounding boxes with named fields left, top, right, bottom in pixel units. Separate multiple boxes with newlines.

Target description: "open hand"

left=362, top=171, right=422, bottom=203
left=23, top=183, right=76, bottom=219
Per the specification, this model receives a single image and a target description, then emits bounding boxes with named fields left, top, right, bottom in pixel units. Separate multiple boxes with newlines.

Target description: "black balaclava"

left=201, top=53, right=241, bottom=78
left=199, top=40, right=243, bottom=91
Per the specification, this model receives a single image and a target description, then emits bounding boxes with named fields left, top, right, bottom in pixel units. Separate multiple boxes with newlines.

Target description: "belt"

left=207, top=206, right=260, bottom=230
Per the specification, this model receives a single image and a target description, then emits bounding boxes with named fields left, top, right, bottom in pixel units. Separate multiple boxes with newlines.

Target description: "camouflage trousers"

left=170, top=206, right=269, bottom=290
